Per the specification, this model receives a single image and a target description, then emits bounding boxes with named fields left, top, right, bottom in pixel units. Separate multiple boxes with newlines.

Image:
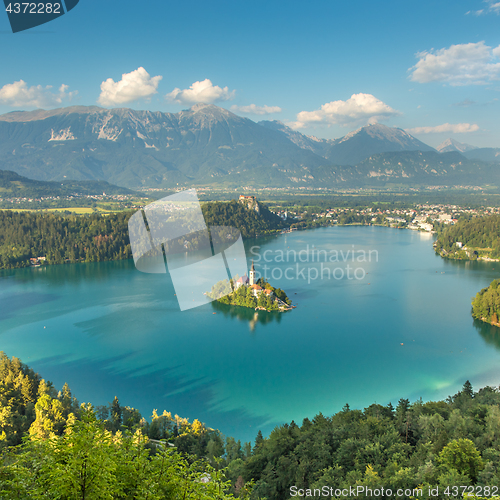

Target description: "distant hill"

left=437, top=138, right=477, bottom=153
left=353, top=150, right=499, bottom=186
left=0, top=169, right=136, bottom=198
left=202, top=198, right=287, bottom=237
left=463, top=148, right=500, bottom=163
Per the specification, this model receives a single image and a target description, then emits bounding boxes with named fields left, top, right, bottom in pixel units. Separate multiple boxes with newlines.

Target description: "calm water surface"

left=1, top=226, right=500, bottom=443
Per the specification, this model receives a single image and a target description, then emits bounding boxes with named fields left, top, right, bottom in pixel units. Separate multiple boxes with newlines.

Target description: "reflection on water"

left=0, top=259, right=136, bottom=286
left=210, top=300, right=284, bottom=331
left=473, top=318, right=500, bottom=351
left=0, top=292, right=58, bottom=321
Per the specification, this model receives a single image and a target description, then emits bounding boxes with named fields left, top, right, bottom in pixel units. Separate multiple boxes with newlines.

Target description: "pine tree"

left=254, top=430, right=264, bottom=450
left=110, top=396, right=122, bottom=431
left=37, top=379, right=49, bottom=397
left=462, top=380, right=474, bottom=398
left=21, top=375, right=36, bottom=405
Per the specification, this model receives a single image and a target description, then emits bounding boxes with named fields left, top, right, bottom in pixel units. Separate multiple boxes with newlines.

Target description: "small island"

left=207, top=262, right=294, bottom=312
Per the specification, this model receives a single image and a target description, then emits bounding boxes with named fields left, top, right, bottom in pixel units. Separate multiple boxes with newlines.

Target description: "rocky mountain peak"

left=437, top=138, right=477, bottom=153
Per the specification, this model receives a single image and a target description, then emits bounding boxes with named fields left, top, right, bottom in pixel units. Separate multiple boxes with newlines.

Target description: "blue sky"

left=1, top=0, right=499, bottom=147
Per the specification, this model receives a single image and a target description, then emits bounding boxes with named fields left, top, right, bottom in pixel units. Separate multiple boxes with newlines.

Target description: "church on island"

left=208, top=261, right=294, bottom=312
left=234, top=261, right=274, bottom=299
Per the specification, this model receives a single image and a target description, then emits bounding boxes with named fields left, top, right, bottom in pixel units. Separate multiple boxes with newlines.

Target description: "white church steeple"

left=249, top=260, right=256, bottom=285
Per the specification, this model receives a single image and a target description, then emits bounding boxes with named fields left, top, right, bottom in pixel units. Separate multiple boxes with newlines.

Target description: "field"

left=1, top=206, right=126, bottom=215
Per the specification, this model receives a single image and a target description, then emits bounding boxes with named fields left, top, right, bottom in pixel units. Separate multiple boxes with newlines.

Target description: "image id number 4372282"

left=442, top=485, right=499, bottom=497
left=5, top=3, right=62, bottom=14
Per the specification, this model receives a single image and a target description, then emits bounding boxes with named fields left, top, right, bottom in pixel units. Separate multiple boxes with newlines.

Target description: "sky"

left=0, top=0, right=499, bottom=147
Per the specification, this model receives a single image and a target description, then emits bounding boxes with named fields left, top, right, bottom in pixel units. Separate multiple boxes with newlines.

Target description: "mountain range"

left=259, top=120, right=435, bottom=165
left=0, top=104, right=499, bottom=190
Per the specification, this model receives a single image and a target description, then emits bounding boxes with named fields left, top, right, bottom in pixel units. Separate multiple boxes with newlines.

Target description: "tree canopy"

left=2, top=353, right=500, bottom=499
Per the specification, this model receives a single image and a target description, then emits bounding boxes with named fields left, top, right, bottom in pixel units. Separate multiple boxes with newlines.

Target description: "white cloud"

left=230, top=104, right=282, bottom=115
left=409, top=41, right=500, bottom=85
left=166, top=79, right=235, bottom=104
left=0, top=80, right=77, bottom=108
left=466, top=1, right=500, bottom=15
left=289, top=93, right=401, bottom=129
left=98, top=67, right=162, bottom=106
left=405, top=123, right=480, bottom=134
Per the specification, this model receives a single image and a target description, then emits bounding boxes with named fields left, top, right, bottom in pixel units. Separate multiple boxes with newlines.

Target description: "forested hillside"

left=434, top=215, right=500, bottom=260
left=0, top=211, right=132, bottom=269
left=0, top=352, right=252, bottom=499
left=472, top=279, right=500, bottom=326
left=0, top=199, right=286, bottom=270
left=1, top=352, right=499, bottom=499
left=239, top=385, right=500, bottom=499
left=202, top=199, right=287, bottom=238
left=0, top=169, right=135, bottom=198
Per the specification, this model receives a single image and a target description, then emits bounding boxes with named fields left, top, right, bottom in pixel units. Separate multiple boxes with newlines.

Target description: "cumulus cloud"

left=405, top=123, right=480, bottom=134
left=409, top=41, right=500, bottom=85
left=230, top=104, right=282, bottom=115
left=166, top=79, right=235, bottom=104
left=98, top=67, right=162, bottom=106
left=289, top=93, right=401, bottom=129
left=0, top=80, right=77, bottom=108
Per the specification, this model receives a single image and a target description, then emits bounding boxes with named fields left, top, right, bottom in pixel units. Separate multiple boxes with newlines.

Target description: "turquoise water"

left=1, top=226, right=500, bottom=443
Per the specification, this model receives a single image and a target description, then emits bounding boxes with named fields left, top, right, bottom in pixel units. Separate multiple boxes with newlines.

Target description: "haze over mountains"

left=259, top=120, right=435, bottom=165
left=0, top=104, right=499, bottom=190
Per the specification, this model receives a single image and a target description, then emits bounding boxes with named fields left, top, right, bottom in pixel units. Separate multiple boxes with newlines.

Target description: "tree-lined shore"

left=434, top=215, right=500, bottom=261
left=0, top=199, right=286, bottom=270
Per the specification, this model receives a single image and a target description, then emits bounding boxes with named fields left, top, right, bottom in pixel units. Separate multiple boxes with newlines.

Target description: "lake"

left=1, top=225, right=500, bottom=443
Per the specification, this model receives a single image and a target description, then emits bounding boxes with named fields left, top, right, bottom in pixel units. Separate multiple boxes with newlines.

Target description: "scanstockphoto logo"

left=249, top=245, right=378, bottom=284
left=3, top=0, right=79, bottom=33
left=128, top=189, right=248, bottom=312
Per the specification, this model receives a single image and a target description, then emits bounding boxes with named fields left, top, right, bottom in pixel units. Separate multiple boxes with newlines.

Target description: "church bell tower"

left=249, top=260, right=256, bottom=286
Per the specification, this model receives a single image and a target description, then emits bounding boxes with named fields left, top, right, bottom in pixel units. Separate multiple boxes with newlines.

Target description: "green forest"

left=0, top=211, right=133, bottom=269
left=434, top=215, right=500, bottom=260
left=0, top=199, right=286, bottom=270
left=471, top=279, right=500, bottom=326
left=1, top=352, right=500, bottom=499
left=0, top=352, right=252, bottom=499
left=202, top=200, right=287, bottom=238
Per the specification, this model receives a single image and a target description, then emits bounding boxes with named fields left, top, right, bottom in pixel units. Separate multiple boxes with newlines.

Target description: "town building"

left=238, top=195, right=260, bottom=213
